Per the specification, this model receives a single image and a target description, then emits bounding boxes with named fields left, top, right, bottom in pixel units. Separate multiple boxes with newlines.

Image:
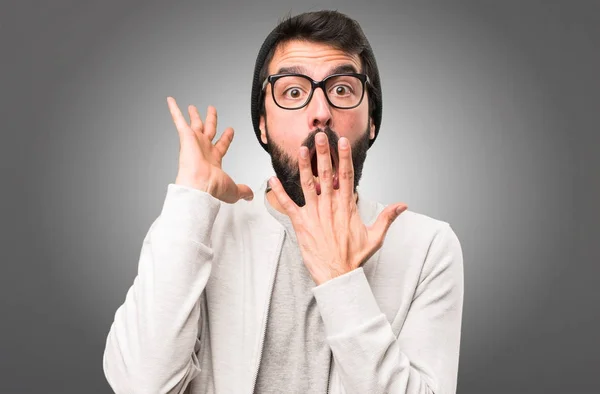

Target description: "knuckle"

left=302, top=176, right=316, bottom=190
left=320, top=167, right=332, bottom=179
left=339, top=168, right=353, bottom=180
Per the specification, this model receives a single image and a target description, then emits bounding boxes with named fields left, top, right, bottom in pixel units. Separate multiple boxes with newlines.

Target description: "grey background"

left=2, top=0, right=599, bottom=393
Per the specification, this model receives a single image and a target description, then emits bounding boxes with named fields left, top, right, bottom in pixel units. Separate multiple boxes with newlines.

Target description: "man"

left=103, top=10, right=464, bottom=394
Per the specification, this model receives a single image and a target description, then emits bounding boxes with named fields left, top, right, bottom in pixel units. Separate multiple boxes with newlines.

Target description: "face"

left=259, top=39, right=376, bottom=207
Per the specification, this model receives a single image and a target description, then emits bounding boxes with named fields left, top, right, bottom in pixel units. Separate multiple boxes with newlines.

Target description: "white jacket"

left=103, top=180, right=464, bottom=394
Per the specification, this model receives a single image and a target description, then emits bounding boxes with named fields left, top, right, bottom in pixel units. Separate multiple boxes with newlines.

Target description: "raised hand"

left=167, top=96, right=253, bottom=203
left=268, top=132, right=407, bottom=285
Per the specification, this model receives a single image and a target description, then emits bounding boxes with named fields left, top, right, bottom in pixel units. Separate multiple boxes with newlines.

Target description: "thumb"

left=368, top=203, right=408, bottom=245
left=237, top=184, right=254, bottom=201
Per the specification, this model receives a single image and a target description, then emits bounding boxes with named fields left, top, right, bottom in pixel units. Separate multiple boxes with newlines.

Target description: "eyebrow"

left=275, top=63, right=360, bottom=77
left=276, top=65, right=307, bottom=75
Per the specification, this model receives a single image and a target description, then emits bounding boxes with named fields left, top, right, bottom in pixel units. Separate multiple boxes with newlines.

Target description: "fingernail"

left=339, top=138, right=349, bottom=148
left=316, top=133, right=326, bottom=145
left=396, top=205, right=406, bottom=215
left=300, top=147, right=308, bottom=158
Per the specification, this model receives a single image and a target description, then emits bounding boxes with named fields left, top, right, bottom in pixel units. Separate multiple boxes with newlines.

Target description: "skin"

left=166, top=39, right=407, bottom=285
left=260, top=40, right=374, bottom=212
left=262, top=40, right=408, bottom=285
left=167, top=98, right=254, bottom=204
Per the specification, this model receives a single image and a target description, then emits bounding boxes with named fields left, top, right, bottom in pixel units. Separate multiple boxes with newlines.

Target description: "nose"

left=307, top=87, right=332, bottom=129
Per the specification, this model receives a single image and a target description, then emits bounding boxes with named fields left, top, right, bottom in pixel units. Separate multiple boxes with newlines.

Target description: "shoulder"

left=368, top=194, right=458, bottom=245
left=395, top=210, right=460, bottom=249
left=370, top=200, right=463, bottom=270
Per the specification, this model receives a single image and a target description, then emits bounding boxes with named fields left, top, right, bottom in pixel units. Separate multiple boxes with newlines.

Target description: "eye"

left=332, top=84, right=353, bottom=96
left=288, top=88, right=301, bottom=98
left=283, top=87, right=307, bottom=99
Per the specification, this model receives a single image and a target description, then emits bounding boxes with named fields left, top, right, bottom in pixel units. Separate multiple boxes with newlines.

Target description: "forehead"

left=268, top=39, right=362, bottom=76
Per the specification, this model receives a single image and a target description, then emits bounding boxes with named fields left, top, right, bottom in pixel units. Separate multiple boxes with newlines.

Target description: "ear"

left=259, top=115, right=268, bottom=144
left=369, top=117, right=376, bottom=140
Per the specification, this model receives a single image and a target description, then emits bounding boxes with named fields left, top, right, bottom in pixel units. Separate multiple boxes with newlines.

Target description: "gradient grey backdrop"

left=3, top=0, right=599, bottom=393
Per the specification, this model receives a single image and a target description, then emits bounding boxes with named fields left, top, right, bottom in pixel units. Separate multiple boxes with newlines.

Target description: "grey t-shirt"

left=254, top=188, right=332, bottom=394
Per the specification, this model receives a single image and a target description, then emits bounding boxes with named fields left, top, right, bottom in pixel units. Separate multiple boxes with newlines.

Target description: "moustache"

left=301, top=127, right=340, bottom=154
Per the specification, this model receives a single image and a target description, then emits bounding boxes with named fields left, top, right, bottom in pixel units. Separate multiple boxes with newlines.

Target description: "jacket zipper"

left=326, top=349, right=332, bottom=394
left=247, top=229, right=334, bottom=394
left=249, top=231, right=284, bottom=394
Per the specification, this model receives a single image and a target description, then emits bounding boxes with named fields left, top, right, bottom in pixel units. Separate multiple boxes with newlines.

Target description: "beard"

left=266, top=124, right=370, bottom=207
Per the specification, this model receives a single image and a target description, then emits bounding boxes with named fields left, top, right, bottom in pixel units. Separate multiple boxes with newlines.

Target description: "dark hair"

left=257, top=10, right=381, bottom=119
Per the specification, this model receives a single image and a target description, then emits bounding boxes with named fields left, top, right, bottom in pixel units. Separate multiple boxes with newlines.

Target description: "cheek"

left=337, top=111, right=369, bottom=138
left=266, top=107, right=306, bottom=151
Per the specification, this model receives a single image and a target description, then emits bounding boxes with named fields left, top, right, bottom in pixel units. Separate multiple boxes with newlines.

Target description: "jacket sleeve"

left=103, top=184, right=221, bottom=394
left=312, top=224, right=464, bottom=394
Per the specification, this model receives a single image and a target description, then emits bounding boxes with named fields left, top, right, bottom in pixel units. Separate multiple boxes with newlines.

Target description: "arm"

left=103, top=98, right=252, bottom=393
left=312, top=224, right=464, bottom=394
left=103, top=184, right=221, bottom=394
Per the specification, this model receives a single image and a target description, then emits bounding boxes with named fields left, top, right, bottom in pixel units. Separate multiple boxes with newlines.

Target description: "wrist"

left=175, top=175, right=216, bottom=196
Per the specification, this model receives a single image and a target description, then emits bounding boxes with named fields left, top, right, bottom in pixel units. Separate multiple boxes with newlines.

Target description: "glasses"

left=261, top=73, right=370, bottom=110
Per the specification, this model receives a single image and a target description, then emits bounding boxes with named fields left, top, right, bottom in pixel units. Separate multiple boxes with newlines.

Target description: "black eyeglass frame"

left=261, top=72, right=370, bottom=110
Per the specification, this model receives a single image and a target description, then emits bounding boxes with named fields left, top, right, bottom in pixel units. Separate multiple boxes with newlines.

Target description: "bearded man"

left=103, top=10, right=464, bottom=394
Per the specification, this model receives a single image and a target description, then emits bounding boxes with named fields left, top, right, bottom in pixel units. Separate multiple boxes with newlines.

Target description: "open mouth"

left=309, top=147, right=340, bottom=192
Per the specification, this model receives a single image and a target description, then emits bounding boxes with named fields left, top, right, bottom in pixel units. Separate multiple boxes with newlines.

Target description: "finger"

left=315, top=132, right=334, bottom=201
left=337, top=137, right=354, bottom=205
left=188, top=105, right=204, bottom=138
left=237, top=184, right=254, bottom=201
left=204, top=106, right=218, bottom=141
left=368, top=203, right=408, bottom=249
left=167, top=97, right=191, bottom=135
left=298, top=146, right=318, bottom=209
left=269, top=176, right=299, bottom=218
left=214, top=127, right=234, bottom=159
